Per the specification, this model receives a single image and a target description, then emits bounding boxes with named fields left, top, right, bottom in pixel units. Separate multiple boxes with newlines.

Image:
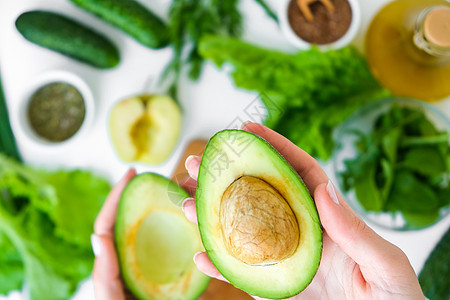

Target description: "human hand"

left=91, top=169, right=136, bottom=300
left=182, top=122, right=425, bottom=300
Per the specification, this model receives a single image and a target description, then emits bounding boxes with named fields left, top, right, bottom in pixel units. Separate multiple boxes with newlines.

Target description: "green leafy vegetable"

left=199, top=36, right=389, bottom=160
left=45, top=170, right=112, bottom=247
left=0, top=74, right=22, bottom=162
left=163, top=0, right=278, bottom=98
left=419, top=227, right=450, bottom=300
left=400, top=147, right=446, bottom=176
left=163, top=0, right=242, bottom=98
left=0, top=155, right=111, bottom=299
left=340, top=105, right=450, bottom=228
left=0, top=232, right=23, bottom=295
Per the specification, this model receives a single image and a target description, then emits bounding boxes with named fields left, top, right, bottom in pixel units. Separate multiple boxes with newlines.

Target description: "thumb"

left=314, top=181, right=404, bottom=267
left=92, top=234, right=126, bottom=300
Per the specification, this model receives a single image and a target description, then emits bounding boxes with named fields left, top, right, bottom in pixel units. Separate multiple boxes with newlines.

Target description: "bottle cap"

left=424, top=7, right=450, bottom=48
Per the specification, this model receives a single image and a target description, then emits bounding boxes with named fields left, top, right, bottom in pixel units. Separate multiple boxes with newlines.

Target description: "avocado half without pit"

left=109, top=94, right=181, bottom=165
left=115, top=173, right=210, bottom=300
left=196, top=130, right=323, bottom=299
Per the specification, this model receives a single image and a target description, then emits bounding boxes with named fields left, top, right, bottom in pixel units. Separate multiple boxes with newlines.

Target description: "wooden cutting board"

left=171, top=140, right=252, bottom=300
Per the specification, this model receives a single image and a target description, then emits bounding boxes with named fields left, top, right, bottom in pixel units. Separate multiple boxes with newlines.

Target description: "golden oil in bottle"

left=366, top=0, right=450, bottom=101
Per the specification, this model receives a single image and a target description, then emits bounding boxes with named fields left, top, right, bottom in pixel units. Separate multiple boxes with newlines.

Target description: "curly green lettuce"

left=199, top=36, right=390, bottom=160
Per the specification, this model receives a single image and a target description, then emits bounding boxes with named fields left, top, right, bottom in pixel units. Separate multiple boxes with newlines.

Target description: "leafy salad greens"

left=340, top=105, right=450, bottom=228
left=199, top=36, right=390, bottom=160
left=0, top=155, right=111, bottom=299
left=163, top=0, right=277, bottom=98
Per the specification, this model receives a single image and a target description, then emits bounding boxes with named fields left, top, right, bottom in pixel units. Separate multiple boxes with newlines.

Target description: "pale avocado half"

left=109, top=95, right=181, bottom=165
left=115, top=173, right=210, bottom=300
left=196, top=130, right=322, bottom=299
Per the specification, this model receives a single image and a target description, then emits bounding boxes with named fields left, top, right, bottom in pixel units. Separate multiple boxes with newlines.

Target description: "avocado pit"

left=220, top=176, right=299, bottom=265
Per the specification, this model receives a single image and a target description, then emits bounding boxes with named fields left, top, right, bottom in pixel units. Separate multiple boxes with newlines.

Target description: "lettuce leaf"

left=199, top=36, right=390, bottom=160
left=0, top=232, right=23, bottom=295
left=42, top=170, right=111, bottom=248
left=0, top=154, right=110, bottom=299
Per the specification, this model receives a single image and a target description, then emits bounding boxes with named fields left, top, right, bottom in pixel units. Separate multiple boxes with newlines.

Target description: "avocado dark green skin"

left=419, top=227, right=450, bottom=300
left=69, top=0, right=169, bottom=49
left=16, top=11, right=120, bottom=69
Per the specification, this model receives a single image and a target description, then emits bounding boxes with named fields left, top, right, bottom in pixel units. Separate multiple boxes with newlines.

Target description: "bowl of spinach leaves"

left=333, top=97, right=450, bottom=230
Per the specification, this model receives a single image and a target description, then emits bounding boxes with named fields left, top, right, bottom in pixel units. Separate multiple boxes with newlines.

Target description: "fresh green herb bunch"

left=164, top=0, right=277, bottom=98
left=164, top=0, right=242, bottom=97
left=340, top=104, right=450, bottom=229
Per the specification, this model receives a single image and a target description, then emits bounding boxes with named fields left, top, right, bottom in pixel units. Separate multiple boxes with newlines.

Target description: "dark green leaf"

left=399, top=147, right=446, bottom=177
left=381, top=127, right=402, bottom=163
left=387, top=171, right=439, bottom=213
left=380, top=158, right=394, bottom=203
left=342, top=143, right=384, bottom=211
left=401, top=211, right=440, bottom=229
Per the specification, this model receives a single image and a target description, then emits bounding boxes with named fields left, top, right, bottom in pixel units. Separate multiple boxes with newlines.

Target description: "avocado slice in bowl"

left=115, top=173, right=210, bottom=299
left=196, top=130, right=322, bottom=299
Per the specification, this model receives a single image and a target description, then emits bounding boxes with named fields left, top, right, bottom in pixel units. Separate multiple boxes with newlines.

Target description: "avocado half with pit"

left=196, top=130, right=322, bottom=299
left=115, top=173, right=210, bottom=300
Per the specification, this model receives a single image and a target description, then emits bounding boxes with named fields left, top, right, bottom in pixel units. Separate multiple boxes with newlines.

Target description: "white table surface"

left=1, top=0, right=449, bottom=299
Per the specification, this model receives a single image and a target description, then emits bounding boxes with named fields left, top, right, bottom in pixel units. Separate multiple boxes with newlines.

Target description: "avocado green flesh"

left=116, top=173, right=210, bottom=300
left=196, top=130, right=323, bottom=299
left=135, top=211, right=196, bottom=284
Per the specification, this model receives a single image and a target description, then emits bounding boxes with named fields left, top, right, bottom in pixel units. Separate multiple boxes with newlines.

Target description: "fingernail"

left=185, top=155, right=196, bottom=170
left=327, top=180, right=340, bottom=205
left=91, top=234, right=102, bottom=257
left=185, top=155, right=199, bottom=180
left=241, top=120, right=253, bottom=129
left=193, top=251, right=202, bottom=264
left=181, top=197, right=194, bottom=213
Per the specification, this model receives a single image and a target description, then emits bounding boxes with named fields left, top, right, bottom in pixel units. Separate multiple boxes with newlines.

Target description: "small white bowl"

left=278, top=0, right=361, bottom=49
left=17, top=70, right=95, bottom=148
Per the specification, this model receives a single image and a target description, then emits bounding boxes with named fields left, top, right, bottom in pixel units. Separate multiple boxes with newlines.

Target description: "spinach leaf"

left=399, top=147, right=446, bottom=177
left=387, top=171, right=439, bottom=213
left=381, top=127, right=402, bottom=163
left=339, top=105, right=449, bottom=228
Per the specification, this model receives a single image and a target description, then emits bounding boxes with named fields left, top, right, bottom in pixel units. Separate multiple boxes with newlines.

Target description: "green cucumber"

left=419, top=227, right=450, bottom=300
left=69, top=0, right=169, bottom=49
left=16, top=11, right=120, bottom=69
left=0, top=73, right=22, bottom=162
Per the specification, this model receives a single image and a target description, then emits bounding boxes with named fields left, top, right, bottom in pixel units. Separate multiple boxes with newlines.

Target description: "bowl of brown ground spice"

left=278, top=0, right=361, bottom=49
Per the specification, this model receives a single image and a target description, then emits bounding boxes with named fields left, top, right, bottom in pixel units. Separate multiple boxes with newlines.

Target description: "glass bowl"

left=332, top=97, right=450, bottom=231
